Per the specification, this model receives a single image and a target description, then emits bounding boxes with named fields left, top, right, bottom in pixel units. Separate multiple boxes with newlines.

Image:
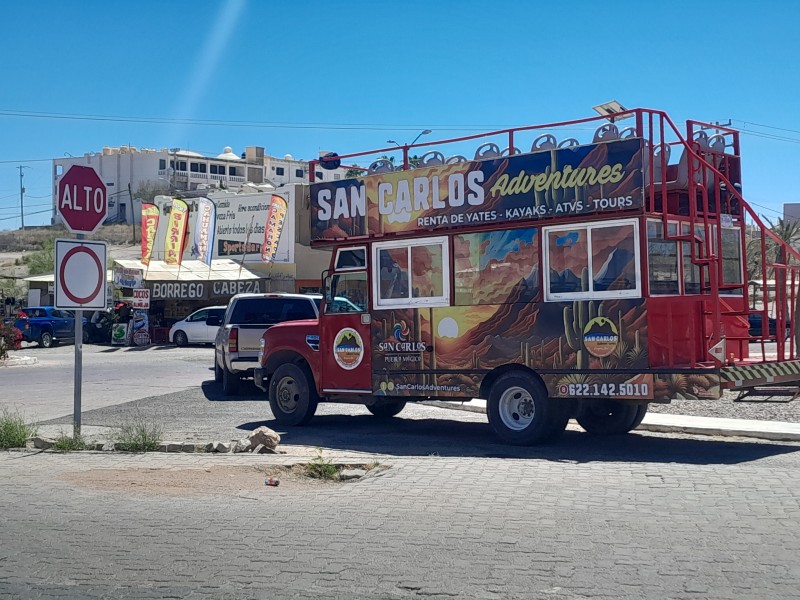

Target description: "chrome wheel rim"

left=276, top=376, right=300, bottom=413
left=498, top=386, right=535, bottom=431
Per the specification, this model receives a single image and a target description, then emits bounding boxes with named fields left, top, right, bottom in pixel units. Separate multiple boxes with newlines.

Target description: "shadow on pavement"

left=235, top=411, right=800, bottom=465
left=202, top=380, right=266, bottom=402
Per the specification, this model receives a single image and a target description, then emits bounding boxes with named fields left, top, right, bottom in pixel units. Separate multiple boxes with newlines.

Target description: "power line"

left=0, top=208, right=51, bottom=222
left=733, top=119, right=800, bottom=136
left=0, top=108, right=501, bottom=132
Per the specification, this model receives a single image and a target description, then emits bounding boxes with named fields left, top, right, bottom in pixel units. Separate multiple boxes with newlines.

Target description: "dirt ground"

left=60, top=463, right=387, bottom=497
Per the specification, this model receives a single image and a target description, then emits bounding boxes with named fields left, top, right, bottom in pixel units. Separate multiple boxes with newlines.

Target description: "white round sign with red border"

left=54, top=239, right=108, bottom=310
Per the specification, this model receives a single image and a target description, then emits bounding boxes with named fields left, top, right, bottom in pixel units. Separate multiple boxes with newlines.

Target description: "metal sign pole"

left=74, top=233, right=83, bottom=439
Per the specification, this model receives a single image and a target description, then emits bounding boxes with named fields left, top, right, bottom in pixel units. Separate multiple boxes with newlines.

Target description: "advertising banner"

left=213, top=191, right=294, bottom=264
left=310, top=138, right=643, bottom=240
left=131, top=288, right=150, bottom=309
left=192, top=197, right=216, bottom=266
left=261, top=195, right=288, bottom=263
left=140, top=203, right=159, bottom=266
left=164, top=199, right=189, bottom=265
left=113, top=265, right=143, bottom=288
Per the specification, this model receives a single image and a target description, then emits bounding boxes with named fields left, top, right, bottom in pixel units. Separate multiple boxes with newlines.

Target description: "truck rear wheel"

left=487, top=372, right=568, bottom=445
left=269, top=363, right=318, bottom=426
left=222, top=366, right=240, bottom=395
left=576, top=399, right=639, bottom=435
left=366, top=400, right=407, bottom=418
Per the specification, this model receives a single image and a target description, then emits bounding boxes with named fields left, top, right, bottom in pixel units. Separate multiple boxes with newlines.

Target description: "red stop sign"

left=58, top=166, right=108, bottom=233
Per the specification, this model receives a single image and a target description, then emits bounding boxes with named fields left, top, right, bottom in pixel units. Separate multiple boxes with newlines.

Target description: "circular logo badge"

left=582, top=317, right=619, bottom=358
left=333, top=328, right=364, bottom=370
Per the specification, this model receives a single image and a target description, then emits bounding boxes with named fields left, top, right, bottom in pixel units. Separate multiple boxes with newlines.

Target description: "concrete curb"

left=1, top=355, right=38, bottom=367
left=423, top=400, right=800, bottom=443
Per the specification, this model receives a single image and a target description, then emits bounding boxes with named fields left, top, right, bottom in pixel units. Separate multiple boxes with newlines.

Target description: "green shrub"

left=304, top=447, right=339, bottom=480
left=0, top=408, right=36, bottom=449
left=114, top=415, right=163, bottom=452
left=52, top=432, right=87, bottom=452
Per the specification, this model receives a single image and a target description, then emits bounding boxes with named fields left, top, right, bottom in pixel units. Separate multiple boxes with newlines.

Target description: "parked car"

left=169, top=306, right=226, bottom=347
left=748, top=313, right=791, bottom=339
left=10, top=307, right=88, bottom=347
left=211, top=293, right=320, bottom=394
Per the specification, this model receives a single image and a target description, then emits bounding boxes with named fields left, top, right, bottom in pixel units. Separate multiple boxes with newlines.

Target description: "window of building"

left=177, top=161, right=187, bottom=171
left=210, top=164, right=225, bottom=175
left=372, top=237, right=449, bottom=308
left=229, top=166, right=237, bottom=176
left=295, top=169, right=304, bottom=178
left=334, top=174, right=341, bottom=180
left=159, top=159, right=166, bottom=170
left=316, top=171, right=323, bottom=180
left=454, top=227, right=540, bottom=305
left=199, top=163, right=207, bottom=173
left=275, top=167, right=285, bottom=176
left=544, top=219, right=640, bottom=301
left=190, top=162, right=200, bottom=173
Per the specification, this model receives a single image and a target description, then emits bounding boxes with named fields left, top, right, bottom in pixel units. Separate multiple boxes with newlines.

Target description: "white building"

left=52, top=145, right=347, bottom=225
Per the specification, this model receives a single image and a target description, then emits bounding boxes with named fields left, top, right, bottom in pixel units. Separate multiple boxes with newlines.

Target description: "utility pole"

left=17, top=165, right=30, bottom=230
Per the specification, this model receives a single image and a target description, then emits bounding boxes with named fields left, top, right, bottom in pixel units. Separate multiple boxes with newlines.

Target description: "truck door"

left=319, top=248, right=372, bottom=394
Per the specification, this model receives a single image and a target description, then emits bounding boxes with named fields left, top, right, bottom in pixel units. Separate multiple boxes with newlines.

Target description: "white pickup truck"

left=210, top=293, right=321, bottom=395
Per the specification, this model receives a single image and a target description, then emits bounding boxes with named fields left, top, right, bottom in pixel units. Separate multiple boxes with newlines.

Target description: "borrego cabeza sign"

left=151, top=280, right=265, bottom=300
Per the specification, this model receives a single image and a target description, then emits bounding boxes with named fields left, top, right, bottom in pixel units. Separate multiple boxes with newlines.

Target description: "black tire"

left=630, top=403, right=648, bottom=430
left=39, top=331, right=53, bottom=348
left=576, top=399, right=639, bottom=435
left=268, top=363, right=319, bottom=426
left=487, top=372, right=568, bottom=445
left=214, top=360, right=223, bottom=383
left=174, top=330, right=188, bottom=347
left=366, top=400, right=407, bottom=418
left=222, top=365, right=240, bottom=395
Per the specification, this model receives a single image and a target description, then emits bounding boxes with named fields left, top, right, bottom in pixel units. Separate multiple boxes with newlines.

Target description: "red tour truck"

left=254, top=108, right=800, bottom=445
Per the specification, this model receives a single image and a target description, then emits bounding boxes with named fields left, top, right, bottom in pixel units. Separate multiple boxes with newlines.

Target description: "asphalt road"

left=3, top=344, right=800, bottom=598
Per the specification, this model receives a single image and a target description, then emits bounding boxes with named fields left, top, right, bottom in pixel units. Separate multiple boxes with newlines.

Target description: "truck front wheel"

left=269, top=363, right=318, bottom=426
left=39, top=331, right=53, bottom=348
left=576, top=399, right=640, bottom=435
left=487, top=372, right=568, bottom=445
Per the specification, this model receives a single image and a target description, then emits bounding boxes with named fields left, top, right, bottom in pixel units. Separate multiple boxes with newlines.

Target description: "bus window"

left=591, top=223, right=637, bottom=292
left=544, top=219, right=640, bottom=301
left=721, top=227, right=743, bottom=290
left=547, top=227, right=589, bottom=295
left=411, top=244, right=443, bottom=298
left=373, top=237, right=450, bottom=308
left=378, top=247, right=409, bottom=300
left=647, top=220, right=680, bottom=295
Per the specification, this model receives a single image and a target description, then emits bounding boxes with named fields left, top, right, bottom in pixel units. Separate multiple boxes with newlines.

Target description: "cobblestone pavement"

left=2, top=437, right=800, bottom=599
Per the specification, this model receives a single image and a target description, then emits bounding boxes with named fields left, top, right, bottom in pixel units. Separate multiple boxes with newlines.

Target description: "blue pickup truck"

left=8, top=307, right=89, bottom=348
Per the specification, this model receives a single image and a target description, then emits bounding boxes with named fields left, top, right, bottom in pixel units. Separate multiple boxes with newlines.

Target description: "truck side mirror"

left=206, top=316, right=221, bottom=327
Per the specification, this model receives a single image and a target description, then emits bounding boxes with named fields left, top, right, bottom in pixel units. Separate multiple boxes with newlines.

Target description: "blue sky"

left=1, top=0, right=799, bottom=230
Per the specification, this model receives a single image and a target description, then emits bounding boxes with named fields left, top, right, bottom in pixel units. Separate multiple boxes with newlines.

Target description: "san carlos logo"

left=582, top=317, right=619, bottom=358
left=333, top=328, right=364, bottom=370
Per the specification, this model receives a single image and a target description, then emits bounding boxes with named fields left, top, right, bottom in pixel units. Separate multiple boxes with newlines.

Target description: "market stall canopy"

left=112, top=259, right=262, bottom=282
left=24, top=270, right=114, bottom=284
